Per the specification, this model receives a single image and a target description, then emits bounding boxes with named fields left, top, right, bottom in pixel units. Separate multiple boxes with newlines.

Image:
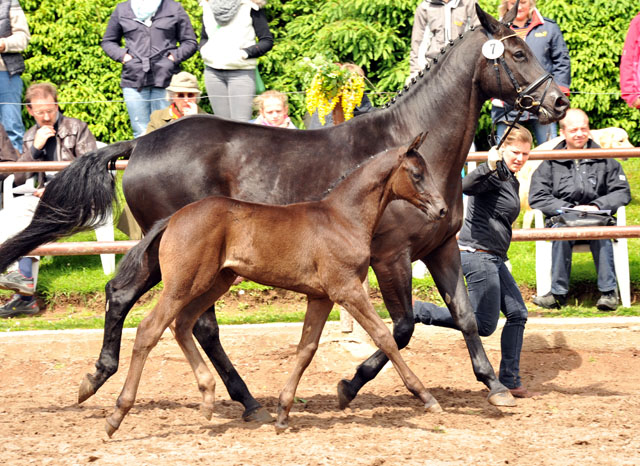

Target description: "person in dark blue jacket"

left=529, top=109, right=631, bottom=311
left=102, top=0, right=198, bottom=137
left=414, top=125, right=538, bottom=399
left=491, top=0, right=570, bottom=145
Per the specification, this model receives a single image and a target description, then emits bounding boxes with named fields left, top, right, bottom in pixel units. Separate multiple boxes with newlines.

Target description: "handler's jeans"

left=0, top=71, right=25, bottom=151
left=413, top=251, right=528, bottom=389
left=551, top=239, right=617, bottom=296
left=122, top=87, right=168, bottom=138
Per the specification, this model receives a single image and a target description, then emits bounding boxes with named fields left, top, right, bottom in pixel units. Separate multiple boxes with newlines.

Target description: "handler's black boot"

left=533, top=292, right=566, bottom=309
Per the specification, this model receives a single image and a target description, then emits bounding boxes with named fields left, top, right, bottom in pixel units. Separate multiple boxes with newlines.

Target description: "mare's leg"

left=105, top=294, right=179, bottom=437
left=423, top=239, right=514, bottom=405
left=275, top=297, right=333, bottom=432
left=335, top=282, right=440, bottom=412
left=337, top=251, right=415, bottom=409
left=79, top=244, right=161, bottom=403
left=192, top=305, right=272, bottom=423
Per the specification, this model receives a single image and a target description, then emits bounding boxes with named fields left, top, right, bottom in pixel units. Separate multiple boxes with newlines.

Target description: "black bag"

left=546, top=211, right=616, bottom=228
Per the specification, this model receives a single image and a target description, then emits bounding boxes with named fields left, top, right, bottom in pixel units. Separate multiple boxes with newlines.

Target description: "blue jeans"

left=413, top=251, right=528, bottom=389
left=204, top=67, right=255, bottom=121
left=0, top=71, right=25, bottom=151
left=551, top=239, right=617, bottom=296
left=122, top=87, right=168, bottom=138
left=497, top=120, right=557, bottom=145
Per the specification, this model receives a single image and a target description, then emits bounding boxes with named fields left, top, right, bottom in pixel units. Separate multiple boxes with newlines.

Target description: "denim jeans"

left=204, top=67, right=255, bottom=121
left=551, top=239, right=617, bottom=295
left=413, top=251, right=528, bottom=389
left=122, top=87, right=168, bottom=138
left=496, top=120, right=557, bottom=145
left=0, top=71, right=25, bottom=151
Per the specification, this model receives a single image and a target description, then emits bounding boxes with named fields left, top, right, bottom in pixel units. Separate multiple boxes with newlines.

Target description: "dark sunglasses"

left=176, top=92, right=197, bottom=98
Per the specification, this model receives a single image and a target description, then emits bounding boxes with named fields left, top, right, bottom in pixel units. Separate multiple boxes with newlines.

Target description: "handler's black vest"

left=0, top=0, right=25, bottom=76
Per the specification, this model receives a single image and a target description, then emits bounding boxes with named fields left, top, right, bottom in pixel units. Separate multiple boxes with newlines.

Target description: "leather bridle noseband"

left=485, top=30, right=554, bottom=149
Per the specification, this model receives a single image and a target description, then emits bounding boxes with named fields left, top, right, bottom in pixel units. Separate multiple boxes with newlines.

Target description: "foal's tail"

left=116, top=217, right=171, bottom=286
left=0, top=139, right=137, bottom=273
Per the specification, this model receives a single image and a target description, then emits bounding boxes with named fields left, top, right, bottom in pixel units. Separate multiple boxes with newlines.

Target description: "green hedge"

left=18, top=0, right=640, bottom=146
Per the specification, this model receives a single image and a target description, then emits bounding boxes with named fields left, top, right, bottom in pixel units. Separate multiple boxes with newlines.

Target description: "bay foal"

left=105, top=134, right=447, bottom=436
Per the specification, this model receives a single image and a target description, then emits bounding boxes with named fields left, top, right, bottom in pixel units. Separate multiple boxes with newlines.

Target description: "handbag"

left=255, top=67, right=266, bottom=94
left=546, top=210, right=616, bottom=228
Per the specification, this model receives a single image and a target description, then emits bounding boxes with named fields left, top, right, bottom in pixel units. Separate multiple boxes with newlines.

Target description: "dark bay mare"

left=104, top=135, right=448, bottom=436
left=0, top=6, right=568, bottom=421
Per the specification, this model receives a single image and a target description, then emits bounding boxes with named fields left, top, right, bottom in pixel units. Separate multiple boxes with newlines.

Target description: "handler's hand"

left=487, top=146, right=503, bottom=171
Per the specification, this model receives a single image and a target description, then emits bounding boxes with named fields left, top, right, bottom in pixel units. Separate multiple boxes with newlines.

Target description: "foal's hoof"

left=337, top=379, right=356, bottom=410
left=200, top=404, right=214, bottom=421
left=104, top=417, right=119, bottom=438
left=242, top=406, right=274, bottom=424
left=488, top=389, right=517, bottom=407
left=78, top=374, right=97, bottom=404
left=424, top=398, right=443, bottom=413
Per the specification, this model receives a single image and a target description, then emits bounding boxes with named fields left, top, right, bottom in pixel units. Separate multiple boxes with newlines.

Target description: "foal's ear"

left=476, top=3, right=501, bottom=35
left=501, top=0, right=519, bottom=27
left=408, top=131, right=429, bottom=153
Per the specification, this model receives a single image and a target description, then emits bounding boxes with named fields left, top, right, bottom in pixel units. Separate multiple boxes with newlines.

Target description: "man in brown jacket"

left=0, top=82, right=97, bottom=317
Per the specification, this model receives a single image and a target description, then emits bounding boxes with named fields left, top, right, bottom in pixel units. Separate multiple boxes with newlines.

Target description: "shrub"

left=18, top=0, right=640, bottom=146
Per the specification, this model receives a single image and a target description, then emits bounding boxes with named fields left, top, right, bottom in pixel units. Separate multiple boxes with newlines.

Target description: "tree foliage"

left=17, top=0, right=640, bottom=146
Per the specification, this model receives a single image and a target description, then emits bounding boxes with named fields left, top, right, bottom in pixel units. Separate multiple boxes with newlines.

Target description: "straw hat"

left=166, top=72, right=201, bottom=94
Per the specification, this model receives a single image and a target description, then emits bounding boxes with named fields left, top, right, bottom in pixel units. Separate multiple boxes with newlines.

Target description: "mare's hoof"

left=425, top=398, right=443, bottom=413
left=242, top=406, right=274, bottom=424
left=337, top=379, right=356, bottom=410
left=200, top=404, right=214, bottom=421
left=488, top=389, right=517, bottom=407
left=78, top=374, right=97, bottom=404
left=104, top=418, right=119, bottom=438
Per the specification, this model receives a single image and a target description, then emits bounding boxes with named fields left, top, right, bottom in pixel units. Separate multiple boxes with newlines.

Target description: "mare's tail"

left=116, top=217, right=171, bottom=286
left=0, top=139, right=137, bottom=273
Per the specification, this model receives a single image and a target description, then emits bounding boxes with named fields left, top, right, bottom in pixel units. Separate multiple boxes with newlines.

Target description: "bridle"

left=485, top=30, right=554, bottom=149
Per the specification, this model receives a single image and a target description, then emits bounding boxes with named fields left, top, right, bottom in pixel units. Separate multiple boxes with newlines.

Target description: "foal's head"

left=389, top=133, right=447, bottom=222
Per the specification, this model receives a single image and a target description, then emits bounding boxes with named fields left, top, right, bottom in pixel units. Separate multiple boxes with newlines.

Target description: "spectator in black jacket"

left=529, top=109, right=631, bottom=311
left=102, top=0, right=197, bottom=137
left=414, top=125, right=538, bottom=399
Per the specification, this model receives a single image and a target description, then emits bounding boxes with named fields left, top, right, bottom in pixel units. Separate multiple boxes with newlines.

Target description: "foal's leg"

left=275, top=297, right=334, bottom=432
left=337, top=251, right=415, bottom=409
left=172, top=277, right=235, bottom=421
left=423, top=239, right=514, bottom=406
left=105, top=295, right=179, bottom=437
left=335, top=281, right=441, bottom=412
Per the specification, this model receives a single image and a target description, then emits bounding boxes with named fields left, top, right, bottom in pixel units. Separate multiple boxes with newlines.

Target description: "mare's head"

left=474, top=4, right=569, bottom=123
left=388, top=133, right=448, bottom=222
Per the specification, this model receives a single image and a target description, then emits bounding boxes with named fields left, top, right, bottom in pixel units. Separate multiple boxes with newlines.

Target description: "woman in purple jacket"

left=102, top=0, right=197, bottom=137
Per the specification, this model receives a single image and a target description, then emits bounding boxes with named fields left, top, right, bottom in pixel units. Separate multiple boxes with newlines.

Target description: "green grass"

left=1, top=158, right=639, bottom=331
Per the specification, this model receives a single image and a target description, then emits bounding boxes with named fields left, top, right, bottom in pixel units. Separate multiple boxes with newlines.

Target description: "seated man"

left=145, top=71, right=208, bottom=134
left=0, top=82, right=97, bottom=317
left=529, top=108, right=631, bottom=311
